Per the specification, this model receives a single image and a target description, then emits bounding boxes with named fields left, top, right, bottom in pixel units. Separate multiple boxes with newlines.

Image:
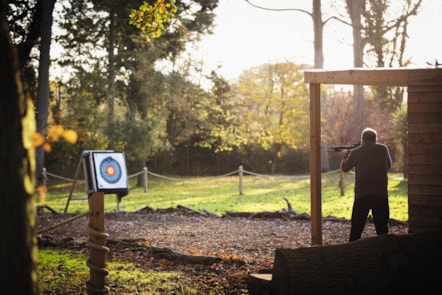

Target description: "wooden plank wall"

left=407, top=85, right=442, bottom=233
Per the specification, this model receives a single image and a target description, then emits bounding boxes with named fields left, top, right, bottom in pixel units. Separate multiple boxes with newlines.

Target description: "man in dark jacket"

left=340, top=127, right=392, bottom=242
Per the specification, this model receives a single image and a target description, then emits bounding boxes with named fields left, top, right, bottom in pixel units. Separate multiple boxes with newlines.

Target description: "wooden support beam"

left=309, top=83, right=322, bottom=246
left=304, top=68, right=442, bottom=87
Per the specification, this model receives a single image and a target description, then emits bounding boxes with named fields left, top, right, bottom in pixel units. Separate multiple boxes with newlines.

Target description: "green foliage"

left=235, top=62, right=311, bottom=151
left=232, top=62, right=311, bottom=173
left=38, top=249, right=200, bottom=294
left=41, top=172, right=408, bottom=222
left=197, top=72, right=248, bottom=152
left=391, top=106, right=408, bottom=172
left=129, top=0, right=177, bottom=42
left=38, top=249, right=89, bottom=293
left=50, top=0, right=220, bottom=174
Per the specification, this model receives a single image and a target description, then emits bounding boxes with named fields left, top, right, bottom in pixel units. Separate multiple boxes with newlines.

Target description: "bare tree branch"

left=243, top=0, right=312, bottom=17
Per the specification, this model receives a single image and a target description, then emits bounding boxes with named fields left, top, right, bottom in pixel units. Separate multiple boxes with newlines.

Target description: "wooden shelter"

left=303, top=68, right=442, bottom=245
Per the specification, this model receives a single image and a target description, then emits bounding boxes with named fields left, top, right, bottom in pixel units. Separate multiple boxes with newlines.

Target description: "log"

left=148, top=246, right=221, bottom=265
left=270, top=231, right=442, bottom=295
left=247, top=273, right=272, bottom=295
left=224, top=210, right=304, bottom=220
left=106, top=239, right=222, bottom=265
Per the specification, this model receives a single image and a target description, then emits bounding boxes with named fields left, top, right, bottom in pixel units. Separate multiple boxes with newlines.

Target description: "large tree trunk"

left=270, top=231, right=442, bottom=294
left=0, top=1, right=39, bottom=293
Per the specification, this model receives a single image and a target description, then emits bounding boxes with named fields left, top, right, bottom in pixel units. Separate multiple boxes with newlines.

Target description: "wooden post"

left=309, top=83, right=322, bottom=246
left=86, top=192, right=109, bottom=295
left=143, top=166, right=148, bottom=193
left=339, top=170, right=345, bottom=196
left=239, top=165, right=243, bottom=195
left=116, top=194, right=120, bottom=212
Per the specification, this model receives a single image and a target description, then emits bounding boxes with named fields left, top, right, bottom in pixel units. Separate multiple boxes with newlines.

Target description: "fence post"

left=239, top=165, right=243, bottom=195
left=42, top=167, right=47, bottom=190
left=339, top=170, right=345, bottom=196
left=143, top=166, right=148, bottom=193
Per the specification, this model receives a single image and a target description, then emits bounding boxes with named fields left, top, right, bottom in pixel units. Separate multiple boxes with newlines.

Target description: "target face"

left=92, top=152, right=128, bottom=191
left=100, top=157, right=122, bottom=184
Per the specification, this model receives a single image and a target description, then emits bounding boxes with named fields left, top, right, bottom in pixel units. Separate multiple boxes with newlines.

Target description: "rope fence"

left=42, top=165, right=316, bottom=195
left=42, top=166, right=403, bottom=195
left=37, top=165, right=407, bottom=225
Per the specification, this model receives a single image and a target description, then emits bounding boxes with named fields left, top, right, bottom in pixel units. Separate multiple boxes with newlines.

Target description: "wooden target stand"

left=81, top=150, right=129, bottom=294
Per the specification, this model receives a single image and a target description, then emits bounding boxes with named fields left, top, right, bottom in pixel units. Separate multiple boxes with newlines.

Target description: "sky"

left=187, top=0, right=442, bottom=81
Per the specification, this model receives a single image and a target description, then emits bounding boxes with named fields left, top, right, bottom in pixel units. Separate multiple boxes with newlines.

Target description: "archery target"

left=92, top=152, right=128, bottom=191
left=99, top=157, right=122, bottom=184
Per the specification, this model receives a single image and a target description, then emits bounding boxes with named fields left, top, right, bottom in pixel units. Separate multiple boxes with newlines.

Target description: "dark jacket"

left=341, top=142, right=392, bottom=198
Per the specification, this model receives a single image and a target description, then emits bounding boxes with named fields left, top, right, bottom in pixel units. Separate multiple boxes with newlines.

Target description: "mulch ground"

left=36, top=207, right=409, bottom=294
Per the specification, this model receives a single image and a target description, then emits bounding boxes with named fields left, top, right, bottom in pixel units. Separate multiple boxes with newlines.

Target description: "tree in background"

left=52, top=0, right=219, bottom=176
left=345, top=0, right=422, bottom=134
left=322, top=83, right=397, bottom=171
left=392, top=106, right=408, bottom=178
left=244, top=0, right=325, bottom=69
left=244, top=0, right=422, bottom=171
left=233, top=62, right=310, bottom=174
left=195, top=71, right=246, bottom=153
left=321, top=86, right=357, bottom=146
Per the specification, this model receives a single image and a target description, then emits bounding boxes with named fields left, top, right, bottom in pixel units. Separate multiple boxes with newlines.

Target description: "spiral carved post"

left=86, top=192, right=109, bottom=294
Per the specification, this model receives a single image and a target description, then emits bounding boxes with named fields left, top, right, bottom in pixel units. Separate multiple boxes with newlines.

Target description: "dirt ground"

left=36, top=208, right=409, bottom=294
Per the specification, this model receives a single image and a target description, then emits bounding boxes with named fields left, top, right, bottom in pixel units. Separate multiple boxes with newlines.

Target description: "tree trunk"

left=137, top=158, right=145, bottom=186
left=107, top=8, right=116, bottom=150
left=312, top=0, right=323, bottom=69
left=0, top=1, right=39, bottom=292
left=270, top=232, right=442, bottom=294
left=346, top=0, right=365, bottom=133
left=35, top=0, right=56, bottom=186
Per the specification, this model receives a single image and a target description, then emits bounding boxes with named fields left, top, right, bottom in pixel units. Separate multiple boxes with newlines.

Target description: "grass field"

left=37, top=171, right=408, bottom=294
left=39, top=171, right=408, bottom=222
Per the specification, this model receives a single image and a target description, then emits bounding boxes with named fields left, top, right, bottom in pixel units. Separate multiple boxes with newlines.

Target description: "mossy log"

left=249, top=231, right=442, bottom=295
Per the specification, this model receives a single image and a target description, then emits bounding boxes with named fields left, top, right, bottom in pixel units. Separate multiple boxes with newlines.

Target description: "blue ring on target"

left=99, top=156, right=122, bottom=184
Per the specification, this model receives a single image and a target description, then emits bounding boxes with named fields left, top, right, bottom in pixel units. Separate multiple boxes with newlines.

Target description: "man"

left=340, top=127, right=392, bottom=242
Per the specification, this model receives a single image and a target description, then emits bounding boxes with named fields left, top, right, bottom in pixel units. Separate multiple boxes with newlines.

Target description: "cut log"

left=247, top=273, right=272, bottom=295
left=270, top=231, right=442, bottom=295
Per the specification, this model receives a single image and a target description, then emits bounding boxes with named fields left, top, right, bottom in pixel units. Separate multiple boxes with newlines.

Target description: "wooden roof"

left=304, top=67, right=442, bottom=86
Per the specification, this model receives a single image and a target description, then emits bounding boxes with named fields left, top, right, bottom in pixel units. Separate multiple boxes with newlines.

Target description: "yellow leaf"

left=32, top=132, right=45, bottom=147
left=62, top=130, right=78, bottom=144
left=47, top=125, right=64, bottom=142
left=43, top=142, right=52, bottom=153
